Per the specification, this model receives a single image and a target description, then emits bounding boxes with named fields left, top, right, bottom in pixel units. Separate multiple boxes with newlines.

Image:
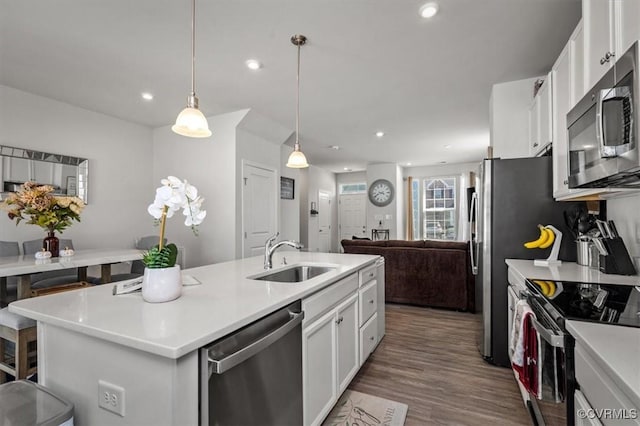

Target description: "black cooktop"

left=525, top=279, right=640, bottom=328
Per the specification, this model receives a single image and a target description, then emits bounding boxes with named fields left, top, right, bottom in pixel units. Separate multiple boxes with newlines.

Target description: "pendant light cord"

left=296, top=42, right=300, bottom=146
left=190, top=0, right=196, bottom=96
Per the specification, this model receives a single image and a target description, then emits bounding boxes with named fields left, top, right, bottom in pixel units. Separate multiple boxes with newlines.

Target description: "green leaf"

left=143, top=244, right=178, bottom=269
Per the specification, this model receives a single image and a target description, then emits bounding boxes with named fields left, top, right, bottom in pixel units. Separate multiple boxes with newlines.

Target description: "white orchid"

left=147, top=176, right=206, bottom=251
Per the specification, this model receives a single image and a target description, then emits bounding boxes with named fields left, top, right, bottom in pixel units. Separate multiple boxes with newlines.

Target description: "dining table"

left=0, top=248, right=144, bottom=300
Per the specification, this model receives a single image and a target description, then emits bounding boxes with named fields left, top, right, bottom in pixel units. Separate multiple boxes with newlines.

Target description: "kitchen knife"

left=608, top=220, right=619, bottom=238
left=592, top=237, right=608, bottom=255
left=596, top=220, right=610, bottom=238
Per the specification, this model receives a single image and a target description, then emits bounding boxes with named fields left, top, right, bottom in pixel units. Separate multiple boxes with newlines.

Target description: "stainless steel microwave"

left=567, top=41, right=640, bottom=188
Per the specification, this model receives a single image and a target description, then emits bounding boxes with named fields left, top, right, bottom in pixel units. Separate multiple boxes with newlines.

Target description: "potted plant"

left=143, top=176, right=206, bottom=303
left=1, top=182, right=84, bottom=257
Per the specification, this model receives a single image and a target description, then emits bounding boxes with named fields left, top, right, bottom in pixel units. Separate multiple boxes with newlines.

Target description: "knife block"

left=599, top=237, right=637, bottom=275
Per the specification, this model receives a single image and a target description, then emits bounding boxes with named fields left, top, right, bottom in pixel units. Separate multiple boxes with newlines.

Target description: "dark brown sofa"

left=341, top=239, right=475, bottom=312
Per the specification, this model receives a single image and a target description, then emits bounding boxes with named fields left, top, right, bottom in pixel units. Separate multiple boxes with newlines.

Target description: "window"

left=411, top=176, right=458, bottom=240
left=339, top=183, right=367, bottom=194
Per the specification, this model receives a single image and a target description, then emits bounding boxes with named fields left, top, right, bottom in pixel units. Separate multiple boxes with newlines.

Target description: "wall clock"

left=368, top=179, right=394, bottom=207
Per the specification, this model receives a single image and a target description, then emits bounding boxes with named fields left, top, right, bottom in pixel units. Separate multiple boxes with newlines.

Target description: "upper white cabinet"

left=584, top=0, right=640, bottom=90
left=528, top=73, right=553, bottom=157
left=490, top=77, right=541, bottom=159
left=553, top=21, right=599, bottom=200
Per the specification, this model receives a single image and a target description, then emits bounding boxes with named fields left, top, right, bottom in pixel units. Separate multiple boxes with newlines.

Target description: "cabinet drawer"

left=358, top=264, right=376, bottom=287
left=359, top=312, right=378, bottom=365
left=575, top=343, right=640, bottom=425
left=303, top=273, right=358, bottom=325
left=358, top=280, right=377, bottom=326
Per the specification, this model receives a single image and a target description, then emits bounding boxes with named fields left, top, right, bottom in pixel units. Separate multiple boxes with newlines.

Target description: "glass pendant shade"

left=173, top=0, right=211, bottom=139
left=172, top=106, right=212, bottom=138
left=286, top=144, right=309, bottom=168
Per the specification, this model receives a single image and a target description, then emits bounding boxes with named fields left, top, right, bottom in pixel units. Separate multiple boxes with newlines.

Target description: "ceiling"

left=0, top=0, right=581, bottom=173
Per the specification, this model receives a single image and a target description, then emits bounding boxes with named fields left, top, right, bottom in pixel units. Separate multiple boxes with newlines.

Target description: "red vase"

left=44, top=231, right=60, bottom=257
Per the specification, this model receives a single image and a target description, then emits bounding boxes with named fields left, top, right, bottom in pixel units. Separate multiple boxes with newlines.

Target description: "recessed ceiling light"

left=245, top=59, right=262, bottom=70
left=375, top=131, right=385, bottom=138
left=419, top=2, right=439, bottom=18
left=329, top=145, right=341, bottom=150
left=444, top=144, right=451, bottom=149
left=141, top=92, right=154, bottom=101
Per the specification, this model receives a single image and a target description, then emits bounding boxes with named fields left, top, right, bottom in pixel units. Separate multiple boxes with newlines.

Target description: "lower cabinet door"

left=336, top=293, right=359, bottom=394
left=360, top=312, right=378, bottom=365
left=303, top=309, right=337, bottom=426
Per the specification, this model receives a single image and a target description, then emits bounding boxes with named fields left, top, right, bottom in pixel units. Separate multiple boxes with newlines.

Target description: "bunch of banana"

left=531, top=280, right=557, bottom=297
left=524, top=225, right=555, bottom=249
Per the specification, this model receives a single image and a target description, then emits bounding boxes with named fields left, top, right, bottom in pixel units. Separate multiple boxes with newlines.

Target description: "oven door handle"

left=531, top=317, right=565, bottom=348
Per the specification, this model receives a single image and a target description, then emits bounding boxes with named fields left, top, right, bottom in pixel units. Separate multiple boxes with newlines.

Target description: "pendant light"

left=286, top=34, right=309, bottom=168
left=172, top=0, right=211, bottom=138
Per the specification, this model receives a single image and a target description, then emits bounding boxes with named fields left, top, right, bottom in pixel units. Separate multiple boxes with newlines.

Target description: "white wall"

left=366, top=163, right=401, bottom=239
left=0, top=85, right=154, bottom=251
left=490, top=76, right=541, bottom=159
left=336, top=171, right=366, bottom=186
left=152, top=110, right=247, bottom=267
left=279, top=144, right=301, bottom=244
left=607, top=195, right=640, bottom=265
left=305, top=166, right=338, bottom=252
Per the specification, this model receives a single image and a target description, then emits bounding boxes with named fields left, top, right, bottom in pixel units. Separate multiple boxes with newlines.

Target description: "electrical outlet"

left=98, top=380, right=125, bottom=417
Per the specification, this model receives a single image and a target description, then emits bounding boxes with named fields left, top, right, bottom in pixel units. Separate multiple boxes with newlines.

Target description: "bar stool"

left=0, top=308, right=37, bottom=384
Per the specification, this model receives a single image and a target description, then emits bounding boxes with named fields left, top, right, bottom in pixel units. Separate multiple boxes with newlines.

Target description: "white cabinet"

left=302, top=309, right=337, bottom=426
left=584, top=0, right=640, bottom=90
left=575, top=389, right=604, bottom=426
left=336, top=294, right=359, bottom=394
left=572, top=20, right=586, bottom=104
left=303, top=293, right=359, bottom=426
left=528, top=73, right=553, bottom=157
left=574, top=342, right=640, bottom=426
left=552, top=39, right=572, bottom=199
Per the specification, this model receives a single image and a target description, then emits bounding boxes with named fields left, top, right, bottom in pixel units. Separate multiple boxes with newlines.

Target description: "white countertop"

left=505, top=259, right=640, bottom=286
left=0, top=248, right=143, bottom=277
left=566, top=320, right=640, bottom=409
left=9, top=252, right=378, bottom=359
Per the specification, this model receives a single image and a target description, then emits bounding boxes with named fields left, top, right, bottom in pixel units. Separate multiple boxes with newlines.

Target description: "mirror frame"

left=0, top=144, right=89, bottom=204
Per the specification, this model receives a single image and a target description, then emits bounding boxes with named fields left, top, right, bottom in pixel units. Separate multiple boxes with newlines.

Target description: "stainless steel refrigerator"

left=470, top=156, right=582, bottom=367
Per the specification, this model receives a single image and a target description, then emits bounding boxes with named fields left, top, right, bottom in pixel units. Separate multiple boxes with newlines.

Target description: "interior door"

left=242, top=162, right=277, bottom=258
left=338, top=194, right=367, bottom=244
left=318, top=190, right=331, bottom=253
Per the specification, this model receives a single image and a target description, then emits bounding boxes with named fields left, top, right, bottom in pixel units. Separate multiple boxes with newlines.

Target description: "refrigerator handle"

left=469, top=192, right=478, bottom=275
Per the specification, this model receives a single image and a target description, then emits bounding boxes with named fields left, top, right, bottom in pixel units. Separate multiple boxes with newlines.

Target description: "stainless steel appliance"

left=521, top=279, right=640, bottom=425
left=471, top=157, right=581, bottom=367
left=568, top=41, right=640, bottom=188
left=199, top=301, right=304, bottom=425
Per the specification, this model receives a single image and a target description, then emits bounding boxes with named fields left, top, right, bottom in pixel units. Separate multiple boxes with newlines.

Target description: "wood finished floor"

left=348, top=304, right=531, bottom=426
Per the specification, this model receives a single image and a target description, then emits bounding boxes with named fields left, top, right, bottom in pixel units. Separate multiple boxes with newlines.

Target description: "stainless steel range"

left=521, top=279, right=640, bottom=425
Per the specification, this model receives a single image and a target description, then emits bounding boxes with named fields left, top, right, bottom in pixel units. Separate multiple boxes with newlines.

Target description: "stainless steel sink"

left=250, top=265, right=336, bottom=283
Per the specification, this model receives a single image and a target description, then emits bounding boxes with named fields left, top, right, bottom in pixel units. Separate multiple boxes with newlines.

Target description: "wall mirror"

left=0, top=144, right=89, bottom=203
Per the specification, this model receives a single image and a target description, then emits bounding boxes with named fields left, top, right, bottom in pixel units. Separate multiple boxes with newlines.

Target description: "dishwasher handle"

left=207, top=310, right=304, bottom=375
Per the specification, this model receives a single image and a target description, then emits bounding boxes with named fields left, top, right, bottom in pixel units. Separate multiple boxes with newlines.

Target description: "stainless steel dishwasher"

left=199, top=300, right=304, bottom=426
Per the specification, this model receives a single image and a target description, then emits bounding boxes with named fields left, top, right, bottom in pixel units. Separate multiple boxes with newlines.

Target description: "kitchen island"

left=9, top=251, right=380, bottom=426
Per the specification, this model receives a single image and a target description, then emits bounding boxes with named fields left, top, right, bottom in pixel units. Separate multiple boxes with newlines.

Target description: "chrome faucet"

left=264, top=233, right=303, bottom=269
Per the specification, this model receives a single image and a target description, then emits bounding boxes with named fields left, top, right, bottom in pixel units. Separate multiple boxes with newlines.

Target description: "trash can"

left=0, top=380, right=74, bottom=426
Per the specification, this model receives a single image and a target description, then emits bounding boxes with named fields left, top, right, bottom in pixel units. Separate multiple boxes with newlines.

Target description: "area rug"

left=322, top=389, right=408, bottom=426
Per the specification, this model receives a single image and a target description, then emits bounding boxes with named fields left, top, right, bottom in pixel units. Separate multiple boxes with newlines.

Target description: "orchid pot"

left=141, top=176, right=206, bottom=303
